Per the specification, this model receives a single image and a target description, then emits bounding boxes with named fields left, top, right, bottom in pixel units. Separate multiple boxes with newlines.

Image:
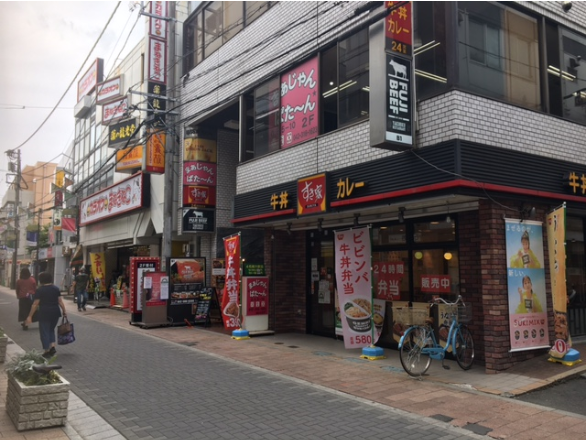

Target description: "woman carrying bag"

left=16, top=268, right=36, bottom=330
left=25, top=271, right=67, bottom=358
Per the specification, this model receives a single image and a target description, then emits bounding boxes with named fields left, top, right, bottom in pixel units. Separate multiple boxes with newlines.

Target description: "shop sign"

left=420, top=275, right=451, bottom=293
left=149, top=1, right=168, bottom=39
left=79, top=173, right=146, bottom=226
left=385, top=1, right=413, bottom=57
left=505, top=219, right=549, bottom=352
left=108, top=118, right=137, bottom=147
left=182, top=208, right=215, bottom=233
left=52, top=208, right=62, bottom=230
left=96, top=76, right=123, bottom=105
left=280, top=56, right=319, bottom=149
left=244, top=264, right=265, bottom=276
left=148, top=37, right=167, bottom=85
left=385, top=54, right=413, bottom=147
left=564, top=171, right=586, bottom=195
left=169, top=257, right=206, bottom=305
left=116, top=145, right=143, bottom=172
left=270, top=190, right=290, bottom=210
left=144, top=128, right=165, bottom=174
left=183, top=185, right=216, bottom=207
left=336, top=177, right=366, bottom=200
left=244, top=276, right=269, bottom=316
left=184, top=137, right=217, bottom=162
left=374, top=261, right=404, bottom=300
left=54, top=190, right=63, bottom=209
left=183, top=161, right=217, bottom=186
left=77, top=58, right=103, bottom=101
left=334, top=227, right=374, bottom=349
left=297, top=173, right=327, bottom=216
left=102, top=96, right=129, bottom=125
left=90, top=252, right=106, bottom=291
left=221, top=234, right=241, bottom=330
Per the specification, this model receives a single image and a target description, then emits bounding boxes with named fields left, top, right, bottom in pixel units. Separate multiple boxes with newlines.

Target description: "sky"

left=0, top=1, right=145, bottom=199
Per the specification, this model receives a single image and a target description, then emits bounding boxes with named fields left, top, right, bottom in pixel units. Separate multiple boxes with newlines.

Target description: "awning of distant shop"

left=70, top=244, right=83, bottom=267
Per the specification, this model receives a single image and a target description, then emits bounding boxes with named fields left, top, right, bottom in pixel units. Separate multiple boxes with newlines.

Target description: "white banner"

left=334, top=226, right=373, bottom=349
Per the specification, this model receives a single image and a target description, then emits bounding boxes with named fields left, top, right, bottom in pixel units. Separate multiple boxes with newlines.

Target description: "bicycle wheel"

left=454, top=325, right=475, bottom=370
left=399, top=326, right=433, bottom=376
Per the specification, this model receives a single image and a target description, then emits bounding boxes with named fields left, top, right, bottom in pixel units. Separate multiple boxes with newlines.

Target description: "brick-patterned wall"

left=265, top=229, right=307, bottom=333
left=478, top=199, right=555, bottom=373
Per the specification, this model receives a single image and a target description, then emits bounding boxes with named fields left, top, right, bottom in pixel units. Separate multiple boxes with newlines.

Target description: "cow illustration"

left=389, top=58, right=407, bottom=78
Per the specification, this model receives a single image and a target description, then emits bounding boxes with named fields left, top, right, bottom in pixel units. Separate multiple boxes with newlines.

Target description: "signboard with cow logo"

left=182, top=208, right=215, bottom=233
left=385, top=54, right=412, bottom=147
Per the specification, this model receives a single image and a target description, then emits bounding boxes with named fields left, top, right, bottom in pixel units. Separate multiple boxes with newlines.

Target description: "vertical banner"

left=89, top=252, right=106, bottom=292
left=546, top=205, right=571, bottom=358
left=505, top=219, right=549, bottom=351
left=334, top=227, right=373, bottom=349
left=221, top=234, right=241, bottom=330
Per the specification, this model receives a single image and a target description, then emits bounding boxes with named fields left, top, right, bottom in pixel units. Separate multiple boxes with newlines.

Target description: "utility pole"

left=6, top=149, right=21, bottom=289
left=161, top=1, right=176, bottom=272
left=34, top=208, right=41, bottom=281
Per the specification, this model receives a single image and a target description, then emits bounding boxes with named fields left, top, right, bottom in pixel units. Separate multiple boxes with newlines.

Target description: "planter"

left=0, top=336, right=7, bottom=363
left=5, top=371, right=70, bottom=431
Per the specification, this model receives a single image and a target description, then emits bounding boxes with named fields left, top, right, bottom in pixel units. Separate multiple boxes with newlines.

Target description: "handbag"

left=57, top=317, right=75, bottom=345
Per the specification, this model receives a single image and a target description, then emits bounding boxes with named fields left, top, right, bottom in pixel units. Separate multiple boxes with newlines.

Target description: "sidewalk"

left=1, top=302, right=585, bottom=440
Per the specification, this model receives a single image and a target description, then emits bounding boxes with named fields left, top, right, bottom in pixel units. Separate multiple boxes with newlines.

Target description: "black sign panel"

left=182, top=208, right=215, bottom=233
left=108, top=118, right=138, bottom=147
left=147, top=82, right=167, bottom=127
left=385, top=53, right=413, bottom=148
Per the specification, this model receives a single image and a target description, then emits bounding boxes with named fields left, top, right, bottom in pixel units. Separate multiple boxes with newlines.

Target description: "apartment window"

left=458, top=2, right=540, bottom=111
left=183, top=2, right=271, bottom=74
left=253, top=77, right=280, bottom=157
left=320, top=28, right=369, bottom=134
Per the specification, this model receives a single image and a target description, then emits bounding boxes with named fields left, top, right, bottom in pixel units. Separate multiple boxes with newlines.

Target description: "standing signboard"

left=168, top=257, right=206, bottom=325
left=241, top=276, right=269, bottom=332
left=129, top=257, right=160, bottom=324
left=140, top=272, right=169, bottom=328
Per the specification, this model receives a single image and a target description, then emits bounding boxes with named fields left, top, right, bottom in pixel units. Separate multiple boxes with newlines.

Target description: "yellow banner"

left=116, top=145, right=143, bottom=172
left=55, top=170, right=65, bottom=188
left=90, top=252, right=107, bottom=292
left=546, top=205, right=570, bottom=357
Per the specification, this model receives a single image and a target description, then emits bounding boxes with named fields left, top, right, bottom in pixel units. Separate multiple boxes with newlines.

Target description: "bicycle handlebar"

left=430, top=295, right=465, bottom=307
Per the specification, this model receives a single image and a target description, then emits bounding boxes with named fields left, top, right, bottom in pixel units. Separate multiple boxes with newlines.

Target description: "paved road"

left=515, top=376, right=586, bottom=415
left=0, top=291, right=482, bottom=440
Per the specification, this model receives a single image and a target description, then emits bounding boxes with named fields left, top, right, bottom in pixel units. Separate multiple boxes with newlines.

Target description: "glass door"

left=307, top=230, right=336, bottom=337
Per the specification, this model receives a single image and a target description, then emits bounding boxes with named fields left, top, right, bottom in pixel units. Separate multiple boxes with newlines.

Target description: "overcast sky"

left=0, top=1, right=145, bottom=199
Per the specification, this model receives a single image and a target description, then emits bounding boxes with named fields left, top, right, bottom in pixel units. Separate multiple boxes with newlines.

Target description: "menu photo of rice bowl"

left=170, top=258, right=205, bottom=284
left=224, top=301, right=240, bottom=318
left=343, top=298, right=372, bottom=332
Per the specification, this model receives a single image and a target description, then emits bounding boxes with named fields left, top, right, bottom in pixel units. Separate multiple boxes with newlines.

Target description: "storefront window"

left=413, top=219, right=455, bottom=243
left=253, top=77, right=281, bottom=157
left=372, top=225, right=407, bottom=246
left=412, top=248, right=459, bottom=303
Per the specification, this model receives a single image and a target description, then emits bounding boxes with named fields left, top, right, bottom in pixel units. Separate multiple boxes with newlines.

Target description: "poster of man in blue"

left=505, top=219, right=549, bottom=351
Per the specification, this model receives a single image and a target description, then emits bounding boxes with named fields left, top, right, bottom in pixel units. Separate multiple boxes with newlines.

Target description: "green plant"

left=0, top=327, right=5, bottom=337
left=5, top=349, right=61, bottom=386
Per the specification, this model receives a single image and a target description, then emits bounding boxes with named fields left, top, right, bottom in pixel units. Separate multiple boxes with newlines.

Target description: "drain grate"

left=431, top=414, right=453, bottom=423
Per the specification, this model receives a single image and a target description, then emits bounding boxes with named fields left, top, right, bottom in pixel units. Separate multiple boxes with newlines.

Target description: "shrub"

left=5, top=349, right=61, bottom=385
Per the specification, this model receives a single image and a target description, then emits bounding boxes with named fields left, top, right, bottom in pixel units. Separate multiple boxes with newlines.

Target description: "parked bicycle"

left=397, top=295, right=474, bottom=377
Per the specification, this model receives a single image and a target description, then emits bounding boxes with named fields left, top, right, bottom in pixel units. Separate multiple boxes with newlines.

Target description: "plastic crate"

left=392, top=307, right=429, bottom=326
left=458, top=303, right=473, bottom=323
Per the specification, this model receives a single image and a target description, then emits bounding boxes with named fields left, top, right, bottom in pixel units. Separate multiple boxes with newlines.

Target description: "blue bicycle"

left=398, top=295, right=474, bottom=377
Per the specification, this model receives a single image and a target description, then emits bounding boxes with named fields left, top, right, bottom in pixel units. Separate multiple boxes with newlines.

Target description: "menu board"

left=169, top=257, right=205, bottom=305
left=192, top=287, right=216, bottom=327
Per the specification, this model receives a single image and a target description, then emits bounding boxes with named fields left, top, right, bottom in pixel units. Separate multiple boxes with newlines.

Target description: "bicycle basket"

left=392, top=307, right=429, bottom=326
left=458, top=303, right=473, bottom=323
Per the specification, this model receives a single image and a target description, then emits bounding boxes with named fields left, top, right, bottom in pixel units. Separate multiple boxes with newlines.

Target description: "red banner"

left=221, top=235, right=241, bottom=330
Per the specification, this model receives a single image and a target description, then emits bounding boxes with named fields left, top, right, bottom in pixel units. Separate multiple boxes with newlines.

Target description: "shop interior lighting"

left=444, top=252, right=453, bottom=260
left=414, top=40, right=440, bottom=56
left=415, top=69, right=447, bottom=83
left=547, top=65, right=576, bottom=81
left=322, top=80, right=357, bottom=98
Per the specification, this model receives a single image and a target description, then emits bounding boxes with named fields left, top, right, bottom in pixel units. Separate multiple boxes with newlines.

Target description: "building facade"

left=179, top=1, right=585, bottom=372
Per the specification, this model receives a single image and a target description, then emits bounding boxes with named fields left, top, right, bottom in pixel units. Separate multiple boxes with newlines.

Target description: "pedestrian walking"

left=15, top=268, right=37, bottom=330
left=73, top=267, right=89, bottom=312
left=25, top=272, right=67, bottom=358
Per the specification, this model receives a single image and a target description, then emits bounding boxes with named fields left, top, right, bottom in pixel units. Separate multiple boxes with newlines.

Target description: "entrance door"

left=307, top=230, right=336, bottom=337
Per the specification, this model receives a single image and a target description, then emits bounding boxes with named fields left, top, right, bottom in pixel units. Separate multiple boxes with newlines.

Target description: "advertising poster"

left=244, top=276, right=269, bottom=316
left=546, top=205, right=571, bottom=358
left=334, top=227, right=373, bottom=349
left=374, top=261, right=403, bottom=300
left=129, top=257, right=160, bottom=313
left=221, top=234, right=241, bottom=330
left=144, top=272, right=169, bottom=307
left=280, top=56, right=319, bottom=149
left=169, top=257, right=205, bottom=305
left=505, top=219, right=549, bottom=351
left=89, top=252, right=106, bottom=292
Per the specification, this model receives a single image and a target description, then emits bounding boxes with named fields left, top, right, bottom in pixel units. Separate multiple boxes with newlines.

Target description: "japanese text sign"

left=183, top=161, right=217, bottom=186
left=297, top=173, right=327, bottom=215
left=374, top=261, right=404, bottom=300
left=385, top=1, right=412, bottom=57
left=334, top=227, right=373, bottom=349
left=280, top=57, right=319, bottom=149
left=420, top=275, right=451, bottom=293
left=221, top=235, right=241, bottom=330
left=244, top=276, right=269, bottom=316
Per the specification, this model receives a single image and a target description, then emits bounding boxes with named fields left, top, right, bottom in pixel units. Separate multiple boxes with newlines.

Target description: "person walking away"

left=16, top=268, right=37, bottom=330
left=25, top=272, right=67, bottom=358
left=73, top=267, right=89, bottom=311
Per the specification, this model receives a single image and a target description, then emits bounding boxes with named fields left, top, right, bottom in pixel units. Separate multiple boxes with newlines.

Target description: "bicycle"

left=397, top=295, right=475, bottom=377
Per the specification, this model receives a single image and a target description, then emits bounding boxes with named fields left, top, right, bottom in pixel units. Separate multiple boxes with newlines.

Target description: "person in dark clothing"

left=16, top=268, right=37, bottom=330
left=73, top=267, right=89, bottom=311
left=25, top=272, right=67, bottom=358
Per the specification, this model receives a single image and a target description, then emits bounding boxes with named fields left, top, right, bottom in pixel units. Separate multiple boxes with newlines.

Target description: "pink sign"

left=280, top=57, right=319, bottom=149
left=244, top=277, right=269, bottom=316
left=183, top=162, right=217, bottom=186
left=334, top=227, right=373, bottom=349
left=420, top=275, right=451, bottom=293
